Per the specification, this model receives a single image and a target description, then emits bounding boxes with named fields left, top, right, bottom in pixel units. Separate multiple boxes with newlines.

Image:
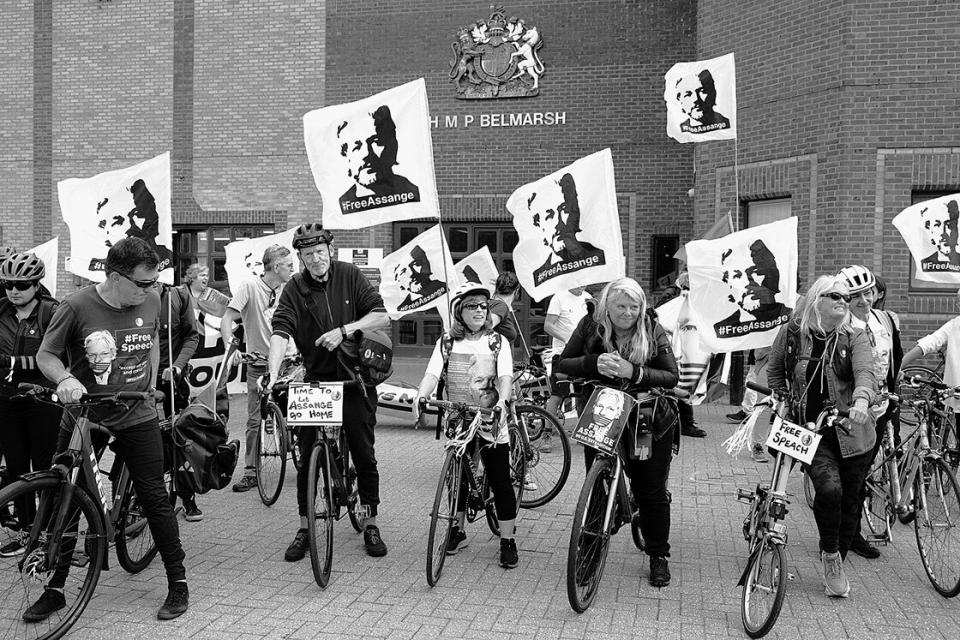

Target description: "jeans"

left=809, top=427, right=873, bottom=556
left=0, top=396, right=62, bottom=526
left=297, top=385, right=380, bottom=518
left=244, top=363, right=267, bottom=473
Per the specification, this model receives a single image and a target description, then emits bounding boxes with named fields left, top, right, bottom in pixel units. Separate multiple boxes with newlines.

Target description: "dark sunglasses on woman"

left=2, top=280, right=38, bottom=292
left=820, top=291, right=851, bottom=303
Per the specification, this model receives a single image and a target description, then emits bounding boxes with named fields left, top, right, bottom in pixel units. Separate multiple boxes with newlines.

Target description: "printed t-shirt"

left=40, top=285, right=160, bottom=429
left=547, top=290, right=591, bottom=351
left=425, top=333, right=513, bottom=444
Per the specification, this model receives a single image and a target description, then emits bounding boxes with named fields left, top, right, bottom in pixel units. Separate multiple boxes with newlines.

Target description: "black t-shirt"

left=804, top=333, right=829, bottom=424
left=488, top=298, right=518, bottom=344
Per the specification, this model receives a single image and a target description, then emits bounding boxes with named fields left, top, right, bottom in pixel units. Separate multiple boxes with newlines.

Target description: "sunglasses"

left=117, top=271, right=159, bottom=289
left=2, top=281, right=37, bottom=291
left=820, top=292, right=851, bottom=303
left=463, top=303, right=488, bottom=312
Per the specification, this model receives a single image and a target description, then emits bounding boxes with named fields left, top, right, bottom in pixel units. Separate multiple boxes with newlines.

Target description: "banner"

left=57, top=152, right=173, bottom=283
left=379, top=225, right=455, bottom=319
left=186, top=311, right=244, bottom=397
left=507, top=149, right=626, bottom=302
left=455, top=246, right=499, bottom=289
left=303, top=78, right=440, bottom=230
left=223, top=227, right=297, bottom=294
left=893, top=193, right=960, bottom=284
left=686, top=217, right=798, bottom=352
left=28, top=237, right=59, bottom=297
left=674, top=213, right=732, bottom=263
left=664, top=53, right=737, bottom=143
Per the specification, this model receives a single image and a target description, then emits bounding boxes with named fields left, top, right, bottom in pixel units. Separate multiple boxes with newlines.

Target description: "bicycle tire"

left=740, top=539, right=787, bottom=638
left=566, top=458, right=615, bottom=613
left=115, top=476, right=159, bottom=574
left=343, top=438, right=364, bottom=534
left=515, top=404, right=571, bottom=509
left=290, top=425, right=303, bottom=471
left=484, top=425, right=527, bottom=535
left=898, top=366, right=941, bottom=426
left=426, top=449, right=460, bottom=587
left=913, top=457, right=960, bottom=597
left=934, top=414, right=960, bottom=478
left=256, top=402, right=287, bottom=507
left=630, top=512, right=645, bottom=551
left=802, top=468, right=815, bottom=510
left=306, top=443, right=334, bottom=588
left=862, top=455, right=892, bottom=540
left=0, top=477, right=107, bottom=640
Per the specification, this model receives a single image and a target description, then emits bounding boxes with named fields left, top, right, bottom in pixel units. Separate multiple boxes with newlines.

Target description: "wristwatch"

left=340, top=326, right=348, bottom=341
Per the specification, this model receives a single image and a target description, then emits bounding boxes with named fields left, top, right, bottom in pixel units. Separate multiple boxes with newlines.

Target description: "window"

left=174, top=225, right=274, bottom=292
left=745, top=198, right=791, bottom=228
left=651, top=235, right=680, bottom=291
left=909, top=191, right=959, bottom=292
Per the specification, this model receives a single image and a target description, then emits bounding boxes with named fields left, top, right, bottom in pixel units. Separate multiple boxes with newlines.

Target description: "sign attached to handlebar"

left=287, top=382, right=344, bottom=426
left=764, top=415, right=821, bottom=465
left=571, top=388, right=638, bottom=456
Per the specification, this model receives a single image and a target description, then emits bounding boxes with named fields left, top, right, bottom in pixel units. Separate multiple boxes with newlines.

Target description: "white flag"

left=893, top=193, right=960, bottom=284
left=223, top=227, right=297, bottom=294
left=507, top=149, right=625, bottom=302
left=664, top=53, right=737, bottom=143
left=28, top=237, right=59, bottom=297
left=303, top=78, right=440, bottom=230
left=686, top=217, right=798, bottom=352
left=455, top=246, right=499, bottom=290
left=57, top=152, right=173, bottom=283
left=379, top=225, right=455, bottom=319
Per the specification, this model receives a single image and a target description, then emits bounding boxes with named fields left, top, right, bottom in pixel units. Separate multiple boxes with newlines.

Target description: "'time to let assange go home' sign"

left=430, top=111, right=567, bottom=129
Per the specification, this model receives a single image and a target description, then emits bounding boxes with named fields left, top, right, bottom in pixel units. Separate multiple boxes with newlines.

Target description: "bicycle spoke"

left=914, top=459, right=960, bottom=597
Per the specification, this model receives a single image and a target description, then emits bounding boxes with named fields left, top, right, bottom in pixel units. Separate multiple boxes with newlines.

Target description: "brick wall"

left=0, top=1, right=34, bottom=249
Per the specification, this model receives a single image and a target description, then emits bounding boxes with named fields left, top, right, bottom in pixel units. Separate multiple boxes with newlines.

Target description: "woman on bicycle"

left=0, top=252, right=61, bottom=555
left=414, top=282, right=520, bottom=569
left=555, top=277, right=679, bottom=588
left=767, top=275, right=876, bottom=599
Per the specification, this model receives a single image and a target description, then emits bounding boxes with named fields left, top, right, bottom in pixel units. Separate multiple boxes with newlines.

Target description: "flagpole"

left=732, top=136, right=740, bottom=232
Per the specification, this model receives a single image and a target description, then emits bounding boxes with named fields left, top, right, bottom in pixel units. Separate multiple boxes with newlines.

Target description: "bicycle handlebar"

left=418, top=398, right=502, bottom=423
left=17, top=382, right=152, bottom=404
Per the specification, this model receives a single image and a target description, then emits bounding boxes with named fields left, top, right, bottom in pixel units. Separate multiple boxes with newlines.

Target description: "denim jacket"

left=767, top=318, right=877, bottom=458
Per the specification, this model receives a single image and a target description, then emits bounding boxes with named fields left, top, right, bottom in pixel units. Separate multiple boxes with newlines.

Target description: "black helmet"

left=292, top=223, right=334, bottom=250
left=0, top=252, right=45, bottom=282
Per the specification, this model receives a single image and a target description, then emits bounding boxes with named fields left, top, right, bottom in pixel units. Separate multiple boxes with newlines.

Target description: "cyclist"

left=267, top=223, right=390, bottom=560
left=767, top=275, right=876, bottom=599
left=221, top=244, right=296, bottom=492
left=543, top=286, right=592, bottom=420
left=555, top=277, right=680, bottom=588
left=0, top=252, right=61, bottom=556
left=901, top=285, right=960, bottom=423
left=413, top=282, right=520, bottom=568
left=36, top=238, right=189, bottom=620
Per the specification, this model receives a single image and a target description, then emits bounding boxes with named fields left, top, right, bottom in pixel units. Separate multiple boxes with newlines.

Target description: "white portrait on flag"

left=455, top=246, right=499, bottom=289
left=664, top=53, right=737, bottom=143
left=507, top=149, right=625, bottom=302
left=223, top=227, right=297, bottom=293
left=28, top=237, right=59, bottom=297
left=303, top=78, right=440, bottom=230
left=57, top=152, right=173, bottom=282
left=893, top=193, right=960, bottom=283
left=686, top=217, right=798, bottom=352
left=379, top=225, right=455, bottom=318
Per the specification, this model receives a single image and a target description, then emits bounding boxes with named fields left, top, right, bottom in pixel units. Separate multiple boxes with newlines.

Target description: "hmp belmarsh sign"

left=430, top=112, right=567, bottom=129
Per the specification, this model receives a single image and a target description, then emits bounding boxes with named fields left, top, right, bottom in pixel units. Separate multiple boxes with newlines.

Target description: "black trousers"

left=457, top=439, right=517, bottom=523
left=297, top=385, right=380, bottom=518
left=52, top=417, right=186, bottom=586
left=584, top=427, right=674, bottom=558
left=808, top=427, right=873, bottom=557
left=0, top=396, right=62, bottom=526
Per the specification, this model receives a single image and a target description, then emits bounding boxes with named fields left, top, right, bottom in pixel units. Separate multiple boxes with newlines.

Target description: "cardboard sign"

left=287, top=382, right=344, bottom=426
left=571, top=387, right=637, bottom=455
left=764, top=415, right=821, bottom=465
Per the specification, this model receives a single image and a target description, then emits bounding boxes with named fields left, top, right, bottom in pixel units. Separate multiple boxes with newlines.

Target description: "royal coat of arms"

left=449, top=6, right=545, bottom=99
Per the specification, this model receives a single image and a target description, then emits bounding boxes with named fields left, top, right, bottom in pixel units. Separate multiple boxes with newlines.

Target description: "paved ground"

left=60, top=400, right=960, bottom=639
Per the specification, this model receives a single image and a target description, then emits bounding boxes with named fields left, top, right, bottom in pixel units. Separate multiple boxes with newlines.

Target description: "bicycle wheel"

left=899, top=366, right=941, bottom=426
left=426, top=450, right=460, bottom=587
left=515, top=404, right=571, bottom=508
left=802, top=467, right=815, bottom=510
left=290, top=425, right=303, bottom=471
left=256, top=402, right=287, bottom=506
left=484, top=426, right=527, bottom=535
left=862, top=457, right=892, bottom=540
left=115, top=477, right=159, bottom=574
left=913, top=457, right=960, bottom=597
left=630, top=511, right=645, bottom=551
left=567, top=458, right=615, bottom=613
left=935, top=415, right=960, bottom=478
left=306, top=443, right=334, bottom=588
left=0, top=477, right=107, bottom=640
left=741, top=538, right=787, bottom=638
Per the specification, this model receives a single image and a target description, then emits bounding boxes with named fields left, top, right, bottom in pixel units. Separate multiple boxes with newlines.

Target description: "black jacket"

left=0, top=295, right=59, bottom=396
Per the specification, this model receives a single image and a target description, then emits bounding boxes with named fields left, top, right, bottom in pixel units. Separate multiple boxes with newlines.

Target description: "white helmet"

left=449, top=282, right=491, bottom=316
left=837, top=265, right=876, bottom=294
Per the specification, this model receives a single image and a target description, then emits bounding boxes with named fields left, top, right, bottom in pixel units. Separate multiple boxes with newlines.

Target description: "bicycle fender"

left=736, top=543, right=762, bottom=587
left=19, top=467, right=68, bottom=483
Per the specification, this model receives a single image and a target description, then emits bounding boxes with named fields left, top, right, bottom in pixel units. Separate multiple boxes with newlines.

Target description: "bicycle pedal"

left=736, top=488, right=754, bottom=503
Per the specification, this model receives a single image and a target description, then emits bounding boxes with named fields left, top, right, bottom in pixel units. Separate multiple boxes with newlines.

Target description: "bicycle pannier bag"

left=172, top=403, right=240, bottom=494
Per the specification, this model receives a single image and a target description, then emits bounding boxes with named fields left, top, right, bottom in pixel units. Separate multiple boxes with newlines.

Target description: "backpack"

left=338, top=329, right=394, bottom=386
left=171, top=403, right=240, bottom=494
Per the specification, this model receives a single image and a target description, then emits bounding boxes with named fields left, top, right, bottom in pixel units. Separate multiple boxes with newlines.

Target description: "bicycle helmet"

left=292, top=223, right=334, bottom=250
left=0, top=245, right=14, bottom=264
left=450, top=281, right=491, bottom=317
left=0, top=252, right=45, bottom=282
left=837, top=265, right=876, bottom=294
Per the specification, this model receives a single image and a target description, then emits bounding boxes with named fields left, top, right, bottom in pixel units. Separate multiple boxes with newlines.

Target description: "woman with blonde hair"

left=556, top=277, right=679, bottom=588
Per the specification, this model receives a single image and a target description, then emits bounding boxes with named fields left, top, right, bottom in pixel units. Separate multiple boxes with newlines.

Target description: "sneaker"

left=446, top=526, right=468, bottom=555
left=850, top=534, right=880, bottom=559
left=232, top=475, right=257, bottom=492
left=1, top=508, right=18, bottom=530
left=363, top=525, right=388, bottom=557
left=751, top=442, right=768, bottom=464
left=183, top=498, right=203, bottom=522
left=0, top=537, right=25, bottom=557
left=821, top=551, right=850, bottom=597
left=157, top=582, right=189, bottom=620
left=284, top=529, right=309, bottom=562
left=22, top=588, right=66, bottom=622
left=726, top=410, right=750, bottom=423
left=649, top=556, right=671, bottom=587
left=681, top=425, right=707, bottom=438
left=499, top=538, right=519, bottom=569
left=539, top=432, right=553, bottom=453
left=523, top=478, right=539, bottom=492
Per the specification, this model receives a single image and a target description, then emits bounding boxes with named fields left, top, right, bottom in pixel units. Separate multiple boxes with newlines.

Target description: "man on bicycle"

left=36, top=237, right=189, bottom=621
left=266, top=223, right=390, bottom=560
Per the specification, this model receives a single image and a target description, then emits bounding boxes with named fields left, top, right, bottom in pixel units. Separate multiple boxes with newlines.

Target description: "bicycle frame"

left=313, top=426, right=365, bottom=522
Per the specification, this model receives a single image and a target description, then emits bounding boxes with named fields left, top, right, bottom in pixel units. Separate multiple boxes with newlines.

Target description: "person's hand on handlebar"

left=259, top=373, right=275, bottom=394
left=847, top=397, right=870, bottom=428
left=56, top=375, right=87, bottom=403
left=160, top=366, right=180, bottom=382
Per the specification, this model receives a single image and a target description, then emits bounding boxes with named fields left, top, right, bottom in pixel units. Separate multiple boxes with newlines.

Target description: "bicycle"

left=735, top=381, right=848, bottom=638
left=0, top=384, right=160, bottom=640
left=862, top=376, right=960, bottom=597
left=421, top=398, right=525, bottom=587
